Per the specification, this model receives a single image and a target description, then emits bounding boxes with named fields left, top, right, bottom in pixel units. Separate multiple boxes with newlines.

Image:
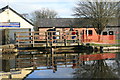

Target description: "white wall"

left=0, top=9, right=34, bottom=30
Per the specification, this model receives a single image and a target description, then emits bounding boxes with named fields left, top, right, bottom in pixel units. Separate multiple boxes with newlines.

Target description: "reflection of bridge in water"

left=16, top=52, right=118, bottom=73
left=1, top=51, right=120, bottom=79
left=16, top=53, right=82, bottom=71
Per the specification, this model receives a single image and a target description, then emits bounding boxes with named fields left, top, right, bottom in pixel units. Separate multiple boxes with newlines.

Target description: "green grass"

left=90, top=43, right=120, bottom=47
left=89, top=39, right=120, bottom=47
left=116, top=40, right=120, bottom=43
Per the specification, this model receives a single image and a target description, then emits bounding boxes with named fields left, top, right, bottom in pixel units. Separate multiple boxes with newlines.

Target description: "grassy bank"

left=90, top=43, right=120, bottom=47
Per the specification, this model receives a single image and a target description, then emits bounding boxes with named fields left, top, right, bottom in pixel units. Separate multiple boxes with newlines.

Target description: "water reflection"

left=2, top=53, right=18, bottom=72
left=1, top=51, right=120, bottom=79
left=74, top=59, right=119, bottom=79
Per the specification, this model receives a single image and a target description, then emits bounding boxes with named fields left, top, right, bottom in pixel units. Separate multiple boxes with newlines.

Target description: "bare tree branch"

left=30, top=8, right=58, bottom=31
left=73, top=1, right=120, bottom=36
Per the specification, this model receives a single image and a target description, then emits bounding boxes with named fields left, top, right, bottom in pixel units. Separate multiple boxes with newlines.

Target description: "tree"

left=30, top=8, right=58, bottom=31
left=73, top=0, right=120, bottom=41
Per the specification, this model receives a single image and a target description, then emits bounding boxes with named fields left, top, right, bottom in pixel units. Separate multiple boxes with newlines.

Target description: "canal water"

left=1, top=50, right=120, bottom=79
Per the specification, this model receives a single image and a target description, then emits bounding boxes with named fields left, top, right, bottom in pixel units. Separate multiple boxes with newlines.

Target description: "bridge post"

left=17, top=33, right=20, bottom=47
left=77, top=31, right=80, bottom=45
left=14, top=33, right=16, bottom=45
left=64, top=31, right=67, bottom=46
left=45, top=32, right=48, bottom=47
left=50, top=46, right=54, bottom=69
left=64, top=53, right=67, bottom=67
left=32, top=32, right=35, bottom=47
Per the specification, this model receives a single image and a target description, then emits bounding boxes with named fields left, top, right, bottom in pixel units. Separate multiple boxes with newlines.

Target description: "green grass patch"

left=116, top=40, right=120, bottom=43
left=90, top=43, right=120, bottom=47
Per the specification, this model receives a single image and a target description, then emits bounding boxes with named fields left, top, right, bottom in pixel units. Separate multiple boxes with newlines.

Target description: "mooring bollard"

left=8, top=74, right=12, bottom=79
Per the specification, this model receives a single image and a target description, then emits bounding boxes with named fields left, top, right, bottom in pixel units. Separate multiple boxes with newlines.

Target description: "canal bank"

left=1, top=51, right=34, bottom=80
left=1, top=67, right=34, bottom=80
left=1, top=44, right=17, bottom=54
left=1, top=43, right=120, bottom=54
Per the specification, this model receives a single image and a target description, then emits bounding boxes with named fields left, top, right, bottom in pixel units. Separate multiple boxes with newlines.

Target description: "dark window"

left=103, top=32, right=107, bottom=35
left=88, top=30, right=93, bottom=35
left=109, top=31, right=114, bottom=35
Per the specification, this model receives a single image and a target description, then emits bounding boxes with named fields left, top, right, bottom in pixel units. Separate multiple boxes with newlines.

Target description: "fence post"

left=45, top=32, right=48, bottom=47
left=32, top=32, right=35, bottom=47
left=64, top=31, right=67, bottom=46
left=18, top=33, right=20, bottom=47
left=14, top=33, right=16, bottom=45
left=77, top=31, right=80, bottom=45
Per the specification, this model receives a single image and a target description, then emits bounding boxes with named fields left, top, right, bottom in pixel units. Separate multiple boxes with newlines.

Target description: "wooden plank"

left=34, top=64, right=47, bottom=67
left=34, top=35, right=46, bottom=37
left=15, top=32, right=32, bottom=33
left=16, top=35, right=32, bottom=37
left=16, top=39, right=32, bottom=42
left=26, top=68, right=53, bottom=70
left=57, top=63, right=75, bottom=65
left=32, top=31, right=46, bottom=33
left=17, top=59, right=33, bottom=62
left=56, top=59, right=78, bottom=61
left=33, top=59, right=46, bottom=61
left=34, top=39, right=46, bottom=41
left=15, top=43, right=33, bottom=45
left=16, top=43, right=45, bottom=45
left=17, top=64, right=33, bottom=68
left=66, top=35, right=77, bottom=36
left=47, top=39, right=64, bottom=40
left=18, top=50, right=38, bottom=52
left=17, top=55, right=33, bottom=58
left=16, top=39, right=47, bottom=42
left=16, top=62, right=33, bottom=65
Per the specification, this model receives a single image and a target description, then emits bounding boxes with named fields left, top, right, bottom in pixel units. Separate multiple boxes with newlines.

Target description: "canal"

left=1, top=50, right=120, bottom=79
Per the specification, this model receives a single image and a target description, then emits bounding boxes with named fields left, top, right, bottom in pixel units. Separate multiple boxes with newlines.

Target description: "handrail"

left=15, top=31, right=82, bottom=47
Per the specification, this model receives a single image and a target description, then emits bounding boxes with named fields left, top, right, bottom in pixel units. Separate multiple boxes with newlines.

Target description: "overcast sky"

left=0, top=0, right=119, bottom=18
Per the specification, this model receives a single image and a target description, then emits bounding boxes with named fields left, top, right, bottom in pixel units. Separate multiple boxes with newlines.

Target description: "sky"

left=0, top=0, right=79, bottom=18
left=0, top=0, right=119, bottom=18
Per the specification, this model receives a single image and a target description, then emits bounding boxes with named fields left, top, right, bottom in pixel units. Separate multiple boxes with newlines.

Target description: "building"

left=0, top=5, right=34, bottom=30
left=38, top=18, right=120, bottom=44
left=0, top=5, right=34, bottom=45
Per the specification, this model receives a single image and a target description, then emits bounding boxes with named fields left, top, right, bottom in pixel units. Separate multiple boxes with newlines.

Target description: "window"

left=85, top=30, right=93, bottom=35
left=88, top=30, right=93, bottom=35
left=109, top=31, right=114, bottom=35
left=103, top=32, right=107, bottom=35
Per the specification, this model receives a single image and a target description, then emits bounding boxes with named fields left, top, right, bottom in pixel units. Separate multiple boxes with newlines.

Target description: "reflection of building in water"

left=73, top=53, right=120, bottom=79
left=116, top=53, right=120, bottom=78
left=80, top=53, right=116, bottom=61
left=2, top=53, right=18, bottom=72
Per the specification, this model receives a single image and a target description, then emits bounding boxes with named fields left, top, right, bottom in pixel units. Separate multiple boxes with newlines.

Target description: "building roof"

left=0, top=5, right=34, bottom=26
left=38, top=18, right=90, bottom=28
left=38, top=18, right=119, bottom=28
